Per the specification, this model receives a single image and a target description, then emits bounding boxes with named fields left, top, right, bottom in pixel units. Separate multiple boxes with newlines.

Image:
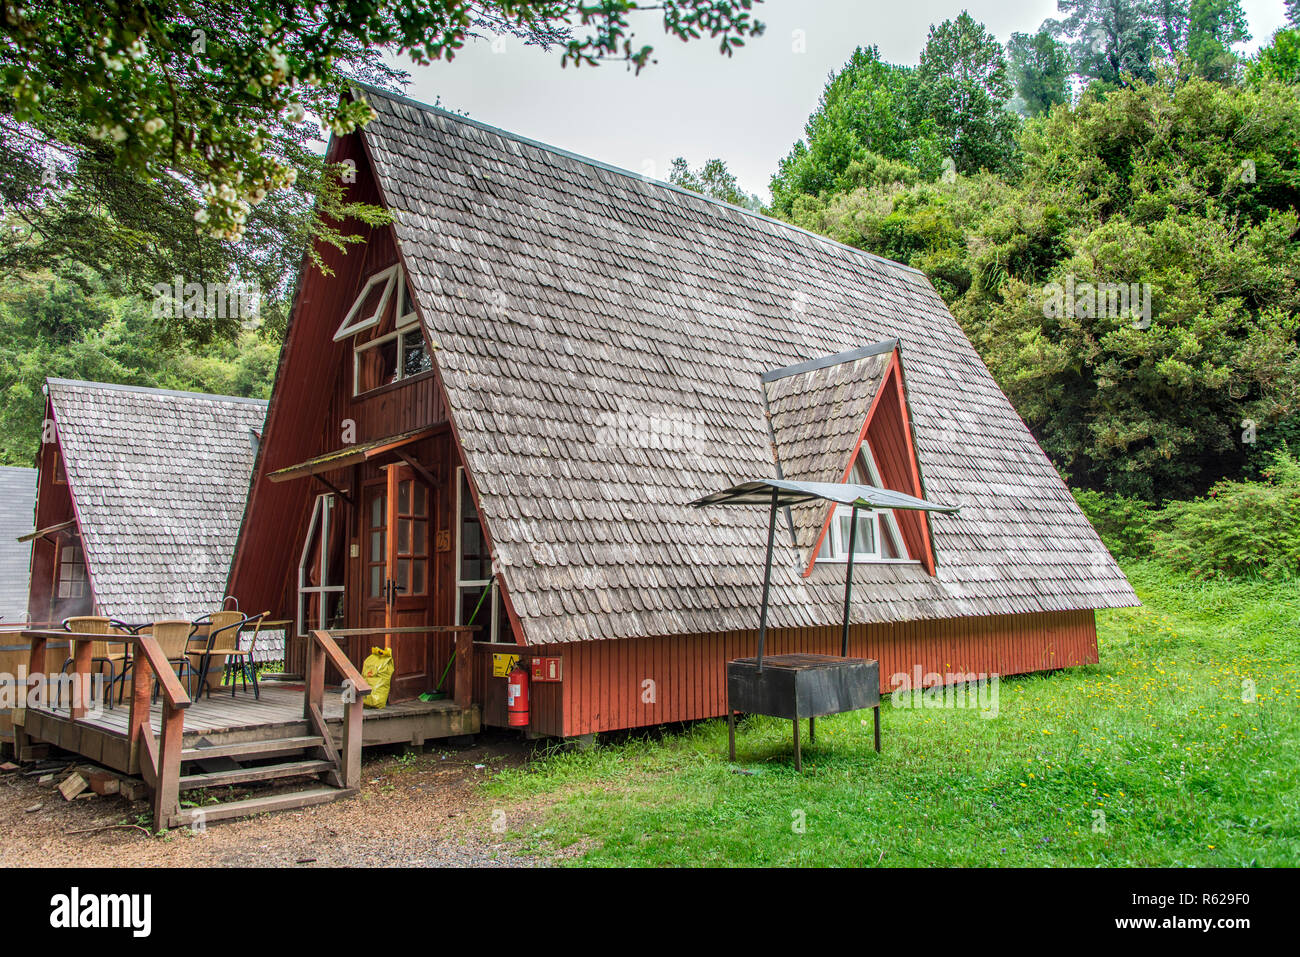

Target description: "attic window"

left=333, top=264, right=399, bottom=341
left=818, top=442, right=908, bottom=564
left=348, top=264, right=432, bottom=395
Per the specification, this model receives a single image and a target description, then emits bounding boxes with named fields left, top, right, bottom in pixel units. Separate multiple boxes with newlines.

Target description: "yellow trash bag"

left=362, top=646, right=395, bottom=709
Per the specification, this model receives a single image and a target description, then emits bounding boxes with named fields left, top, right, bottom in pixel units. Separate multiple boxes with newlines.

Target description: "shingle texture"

left=764, top=350, right=892, bottom=557
left=0, top=466, right=36, bottom=623
left=357, top=87, right=1139, bottom=646
left=47, top=380, right=267, bottom=622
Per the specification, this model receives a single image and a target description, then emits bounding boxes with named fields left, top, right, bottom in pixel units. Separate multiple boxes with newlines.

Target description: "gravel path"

left=0, top=734, right=561, bottom=867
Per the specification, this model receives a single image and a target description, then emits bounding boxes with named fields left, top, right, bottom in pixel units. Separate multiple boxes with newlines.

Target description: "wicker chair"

left=146, top=620, right=197, bottom=701
left=60, top=616, right=131, bottom=709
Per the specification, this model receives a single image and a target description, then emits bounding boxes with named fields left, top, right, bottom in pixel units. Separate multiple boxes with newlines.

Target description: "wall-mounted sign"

left=531, top=656, right=563, bottom=682
left=491, top=653, right=520, bottom=678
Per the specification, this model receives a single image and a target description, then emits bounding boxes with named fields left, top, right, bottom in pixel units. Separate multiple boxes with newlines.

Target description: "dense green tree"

left=1185, top=0, right=1250, bottom=81
left=1007, top=30, right=1072, bottom=117
left=0, top=274, right=278, bottom=466
left=2, top=1, right=764, bottom=343
left=1149, top=0, right=1190, bottom=58
left=1045, top=0, right=1162, bottom=85
left=782, top=76, right=1300, bottom=499
left=916, top=12, right=1020, bottom=175
left=1249, top=27, right=1300, bottom=84
left=669, top=157, right=762, bottom=210
left=2, top=1, right=764, bottom=241
left=768, top=46, right=940, bottom=217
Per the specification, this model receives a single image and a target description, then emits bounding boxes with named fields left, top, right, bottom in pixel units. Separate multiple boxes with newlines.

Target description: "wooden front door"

left=361, top=464, right=434, bottom=700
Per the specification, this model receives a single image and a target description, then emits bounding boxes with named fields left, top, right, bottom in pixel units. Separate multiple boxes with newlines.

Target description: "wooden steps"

left=178, top=759, right=333, bottom=791
left=169, top=731, right=351, bottom=824
left=181, top=735, right=325, bottom=762
left=172, top=786, right=357, bottom=826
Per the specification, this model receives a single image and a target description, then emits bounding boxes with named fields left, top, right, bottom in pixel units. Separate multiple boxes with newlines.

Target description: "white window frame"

left=332, top=263, right=399, bottom=341
left=297, top=492, right=346, bottom=638
left=819, top=442, right=915, bottom=565
left=350, top=266, right=429, bottom=396
left=454, top=466, right=501, bottom=642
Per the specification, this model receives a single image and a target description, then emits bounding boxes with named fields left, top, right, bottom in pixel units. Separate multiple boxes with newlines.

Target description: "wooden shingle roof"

left=356, top=86, right=1138, bottom=645
left=47, top=379, right=267, bottom=622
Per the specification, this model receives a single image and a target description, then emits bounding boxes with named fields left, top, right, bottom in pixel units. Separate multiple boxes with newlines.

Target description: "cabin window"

left=298, top=493, right=346, bottom=637
left=455, top=467, right=500, bottom=642
left=818, top=442, right=909, bottom=563
left=56, top=538, right=88, bottom=599
left=350, top=266, right=430, bottom=396
left=52, top=449, right=67, bottom=485
left=333, top=264, right=398, bottom=341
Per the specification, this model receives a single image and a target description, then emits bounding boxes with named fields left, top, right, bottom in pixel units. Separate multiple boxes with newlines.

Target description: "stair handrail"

left=306, top=629, right=372, bottom=791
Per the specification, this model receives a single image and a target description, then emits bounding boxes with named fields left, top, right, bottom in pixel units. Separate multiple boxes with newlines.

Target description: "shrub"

left=1071, top=489, right=1154, bottom=560
left=1153, top=452, right=1300, bottom=580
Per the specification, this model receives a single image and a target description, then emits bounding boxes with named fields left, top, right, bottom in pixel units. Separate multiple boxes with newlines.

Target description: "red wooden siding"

left=228, top=129, right=449, bottom=622
left=531, top=609, right=1098, bottom=736
left=26, top=397, right=87, bottom=625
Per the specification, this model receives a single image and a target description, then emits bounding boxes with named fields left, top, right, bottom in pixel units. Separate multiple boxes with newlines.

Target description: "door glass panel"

left=398, top=518, right=411, bottom=554
left=398, top=479, right=411, bottom=515
left=397, top=559, right=410, bottom=593
left=413, top=521, right=427, bottom=554
left=413, top=482, right=428, bottom=517
left=366, top=488, right=388, bottom=601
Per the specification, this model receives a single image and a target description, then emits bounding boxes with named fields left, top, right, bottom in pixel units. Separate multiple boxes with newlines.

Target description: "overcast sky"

left=390, top=1, right=1291, bottom=202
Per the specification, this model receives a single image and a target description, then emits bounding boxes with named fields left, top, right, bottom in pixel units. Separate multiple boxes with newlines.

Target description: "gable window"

left=818, top=443, right=910, bottom=563
left=56, top=538, right=88, bottom=599
left=346, top=264, right=431, bottom=395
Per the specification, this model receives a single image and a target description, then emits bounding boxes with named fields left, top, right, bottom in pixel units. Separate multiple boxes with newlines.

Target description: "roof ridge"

left=45, top=378, right=269, bottom=407
left=351, top=82, right=927, bottom=280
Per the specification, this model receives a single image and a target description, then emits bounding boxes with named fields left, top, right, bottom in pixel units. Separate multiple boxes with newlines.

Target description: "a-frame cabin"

left=228, top=86, right=1137, bottom=740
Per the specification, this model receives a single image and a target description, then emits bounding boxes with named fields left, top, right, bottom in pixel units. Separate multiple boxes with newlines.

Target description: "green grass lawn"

left=486, top=562, right=1300, bottom=866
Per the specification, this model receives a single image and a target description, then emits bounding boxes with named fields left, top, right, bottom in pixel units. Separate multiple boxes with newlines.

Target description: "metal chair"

left=189, top=609, right=242, bottom=694
left=195, top=611, right=267, bottom=700
left=146, top=620, right=197, bottom=701
left=60, top=616, right=131, bottom=709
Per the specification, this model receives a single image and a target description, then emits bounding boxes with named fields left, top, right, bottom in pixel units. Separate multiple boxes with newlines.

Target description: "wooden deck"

left=19, top=683, right=481, bottom=775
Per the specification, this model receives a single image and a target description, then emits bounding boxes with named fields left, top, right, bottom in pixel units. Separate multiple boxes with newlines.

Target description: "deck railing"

left=19, top=630, right=192, bottom=830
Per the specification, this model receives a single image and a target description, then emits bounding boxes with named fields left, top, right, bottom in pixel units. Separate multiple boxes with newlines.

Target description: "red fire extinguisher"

left=506, top=663, right=530, bottom=727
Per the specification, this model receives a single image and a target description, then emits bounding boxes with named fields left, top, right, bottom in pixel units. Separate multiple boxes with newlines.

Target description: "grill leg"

left=727, top=710, right=736, bottom=762
left=873, top=706, right=881, bottom=753
left=809, top=715, right=815, bottom=745
left=793, top=718, right=801, bottom=772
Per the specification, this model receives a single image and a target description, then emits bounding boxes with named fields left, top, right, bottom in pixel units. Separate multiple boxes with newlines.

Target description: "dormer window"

left=818, top=442, right=909, bottom=563
left=342, top=264, right=431, bottom=396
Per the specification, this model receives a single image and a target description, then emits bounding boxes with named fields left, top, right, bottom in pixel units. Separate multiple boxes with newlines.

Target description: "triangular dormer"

left=762, top=341, right=937, bottom=576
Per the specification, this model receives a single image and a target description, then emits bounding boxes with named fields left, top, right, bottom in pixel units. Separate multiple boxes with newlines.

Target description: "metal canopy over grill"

left=691, top=478, right=961, bottom=770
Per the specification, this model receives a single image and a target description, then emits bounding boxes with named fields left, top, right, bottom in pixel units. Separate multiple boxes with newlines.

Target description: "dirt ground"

left=0, top=733, right=566, bottom=867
